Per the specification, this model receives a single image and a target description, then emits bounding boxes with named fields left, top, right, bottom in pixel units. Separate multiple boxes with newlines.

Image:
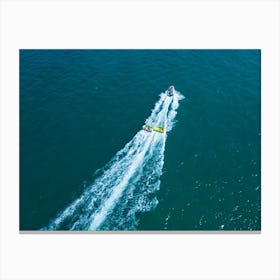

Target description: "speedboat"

left=167, top=85, right=175, bottom=96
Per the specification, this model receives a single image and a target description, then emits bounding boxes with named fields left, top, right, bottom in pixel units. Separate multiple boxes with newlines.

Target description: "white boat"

left=167, top=85, right=175, bottom=96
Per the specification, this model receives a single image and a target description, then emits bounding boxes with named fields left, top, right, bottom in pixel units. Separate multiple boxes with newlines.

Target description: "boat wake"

left=43, top=89, right=184, bottom=230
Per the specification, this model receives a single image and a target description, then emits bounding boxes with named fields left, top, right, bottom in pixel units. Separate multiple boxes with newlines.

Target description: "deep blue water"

left=20, top=50, right=261, bottom=230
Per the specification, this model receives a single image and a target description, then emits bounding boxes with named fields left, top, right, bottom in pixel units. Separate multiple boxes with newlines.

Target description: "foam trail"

left=89, top=135, right=155, bottom=229
left=89, top=96, right=172, bottom=230
left=43, top=89, right=184, bottom=230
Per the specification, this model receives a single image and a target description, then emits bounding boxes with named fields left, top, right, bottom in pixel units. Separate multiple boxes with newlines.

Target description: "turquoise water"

left=20, top=50, right=261, bottom=230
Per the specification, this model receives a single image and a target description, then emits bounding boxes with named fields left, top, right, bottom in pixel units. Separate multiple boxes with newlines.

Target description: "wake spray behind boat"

left=142, top=86, right=175, bottom=133
left=43, top=86, right=184, bottom=230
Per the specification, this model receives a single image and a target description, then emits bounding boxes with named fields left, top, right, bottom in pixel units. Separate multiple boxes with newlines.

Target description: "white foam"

left=43, top=90, right=184, bottom=230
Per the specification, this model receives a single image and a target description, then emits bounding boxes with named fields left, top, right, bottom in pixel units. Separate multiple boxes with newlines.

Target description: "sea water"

left=20, top=50, right=261, bottom=230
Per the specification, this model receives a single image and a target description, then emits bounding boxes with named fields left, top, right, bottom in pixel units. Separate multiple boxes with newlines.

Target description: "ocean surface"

left=20, top=50, right=261, bottom=230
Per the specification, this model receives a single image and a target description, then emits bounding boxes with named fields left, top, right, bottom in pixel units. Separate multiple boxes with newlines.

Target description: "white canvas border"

left=0, top=0, right=279, bottom=279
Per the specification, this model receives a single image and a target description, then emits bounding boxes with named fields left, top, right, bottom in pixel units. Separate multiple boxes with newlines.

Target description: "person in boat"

left=167, top=85, right=174, bottom=96
left=143, top=125, right=152, bottom=132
